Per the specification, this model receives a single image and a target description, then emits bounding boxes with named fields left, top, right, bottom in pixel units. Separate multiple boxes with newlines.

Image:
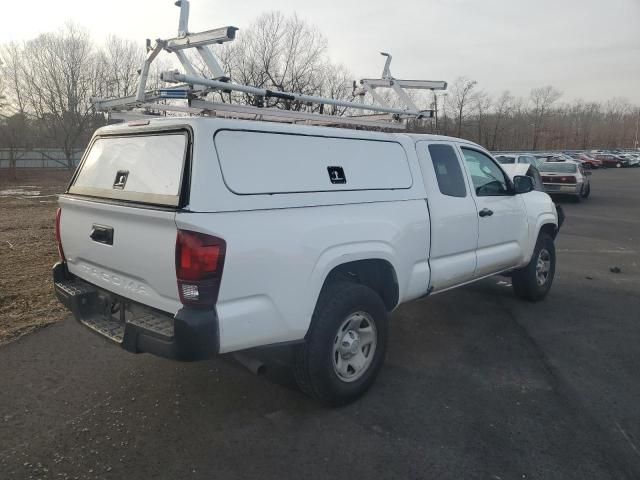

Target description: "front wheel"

left=294, top=281, right=388, bottom=406
left=512, top=233, right=556, bottom=302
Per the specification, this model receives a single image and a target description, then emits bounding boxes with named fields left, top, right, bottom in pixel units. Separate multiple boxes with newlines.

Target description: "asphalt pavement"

left=1, top=168, right=639, bottom=480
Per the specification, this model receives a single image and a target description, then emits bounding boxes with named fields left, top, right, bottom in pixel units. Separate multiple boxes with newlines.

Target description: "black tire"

left=294, top=281, right=388, bottom=406
left=581, top=183, right=591, bottom=199
left=512, top=233, right=556, bottom=302
left=573, top=192, right=582, bottom=203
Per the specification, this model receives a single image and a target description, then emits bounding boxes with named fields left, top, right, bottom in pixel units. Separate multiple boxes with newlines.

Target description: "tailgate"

left=59, top=197, right=180, bottom=314
left=58, top=129, right=190, bottom=314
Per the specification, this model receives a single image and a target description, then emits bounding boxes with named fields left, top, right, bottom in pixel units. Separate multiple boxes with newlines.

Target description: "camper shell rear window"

left=69, top=129, right=190, bottom=207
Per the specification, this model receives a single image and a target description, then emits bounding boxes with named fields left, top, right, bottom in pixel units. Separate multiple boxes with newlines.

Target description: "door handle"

left=479, top=208, right=494, bottom=218
left=90, top=224, right=114, bottom=245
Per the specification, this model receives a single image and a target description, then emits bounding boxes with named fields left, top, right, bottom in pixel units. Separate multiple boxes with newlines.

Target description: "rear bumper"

left=53, top=262, right=218, bottom=361
left=543, top=183, right=581, bottom=195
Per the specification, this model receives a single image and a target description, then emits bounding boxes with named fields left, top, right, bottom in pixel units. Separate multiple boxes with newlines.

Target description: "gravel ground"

left=0, top=170, right=72, bottom=345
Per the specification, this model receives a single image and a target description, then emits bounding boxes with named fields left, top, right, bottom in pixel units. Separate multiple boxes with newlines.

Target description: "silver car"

left=539, top=160, right=591, bottom=202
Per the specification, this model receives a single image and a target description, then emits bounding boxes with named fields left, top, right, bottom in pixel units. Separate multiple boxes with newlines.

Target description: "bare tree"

left=96, top=35, right=145, bottom=99
left=13, top=23, right=100, bottom=168
left=316, top=62, right=353, bottom=115
left=447, top=77, right=478, bottom=137
left=529, top=86, right=562, bottom=150
left=473, top=90, right=492, bottom=145
left=489, top=91, right=513, bottom=150
left=0, top=42, right=27, bottom=115
left=210, top=12, right=331, bottom=111
left=0, top=113, right=31, bottom=179
left=0, top=75, right=6, bottom=113
left=0, top=43, right=31, bottom=178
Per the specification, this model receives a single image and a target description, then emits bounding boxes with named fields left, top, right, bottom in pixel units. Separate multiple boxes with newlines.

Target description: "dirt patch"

left=0, top=169, right=73, bottom=345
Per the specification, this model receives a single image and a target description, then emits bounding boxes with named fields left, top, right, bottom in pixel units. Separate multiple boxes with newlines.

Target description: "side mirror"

left=513, top=175, right=534, bottom=194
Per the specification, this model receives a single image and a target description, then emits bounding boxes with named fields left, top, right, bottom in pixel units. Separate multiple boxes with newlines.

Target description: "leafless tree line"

left=429, top=77, right=640, bottom=152
left=1, top=14, right=638, bottom=180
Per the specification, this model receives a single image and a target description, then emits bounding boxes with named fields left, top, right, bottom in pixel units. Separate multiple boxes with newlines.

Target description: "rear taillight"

left=558, top=176, right=576, bottom=184
left=175, top=230, right=226, bottom=309
left=542, top=175, right=576, bottom=184
left=55, top=207, right=65, bottom=261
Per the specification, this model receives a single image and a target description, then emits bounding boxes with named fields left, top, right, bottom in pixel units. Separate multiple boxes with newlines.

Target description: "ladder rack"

left=92, top=0, right=448, bottom=130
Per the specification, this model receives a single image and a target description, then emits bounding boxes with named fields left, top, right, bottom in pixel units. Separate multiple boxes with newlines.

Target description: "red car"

left=577, top=153, right=602, bottom=169
left=568, top=153, right=602, bottom=169
left=593, top=153, right=629, bottom=168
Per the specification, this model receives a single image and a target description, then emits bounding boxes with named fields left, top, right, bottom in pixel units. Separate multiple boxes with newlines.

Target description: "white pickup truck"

left=53, top=117, right=559, bottom=405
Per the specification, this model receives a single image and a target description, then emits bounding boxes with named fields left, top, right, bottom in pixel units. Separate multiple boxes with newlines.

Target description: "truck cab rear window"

left=69, top=132, right=188, bottom=206
left=428, top=144, right=467, bottom=198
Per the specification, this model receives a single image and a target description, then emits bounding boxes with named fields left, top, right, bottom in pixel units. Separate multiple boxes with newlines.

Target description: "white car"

left=53, top=118, right=559, bottom=405
left=495, top=153, right=539, bottom=166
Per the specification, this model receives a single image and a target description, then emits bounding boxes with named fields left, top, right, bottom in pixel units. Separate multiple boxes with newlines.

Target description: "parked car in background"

left=618, top=154, right=640, bottom=167
left=539, top=160, right=591, bottom=201
left=593, top=153, right=629, bottom=168
left=567, top=152, right=602, bottom=169
left=494, top=154, right=539, bottom=166
left=547, top=154, right=576, bottom=163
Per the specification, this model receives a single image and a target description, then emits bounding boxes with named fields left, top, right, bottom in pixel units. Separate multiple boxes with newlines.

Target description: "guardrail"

left=0, top=148, right=84, bottom=169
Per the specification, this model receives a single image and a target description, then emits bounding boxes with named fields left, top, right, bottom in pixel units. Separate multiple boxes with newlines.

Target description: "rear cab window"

left=69, top=129, right=190, bottom=207
left=428, top=144, right=467, bottom=197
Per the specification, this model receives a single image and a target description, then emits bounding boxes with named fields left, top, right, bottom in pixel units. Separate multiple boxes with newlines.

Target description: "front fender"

left=524, top=213, right=558, bottom=265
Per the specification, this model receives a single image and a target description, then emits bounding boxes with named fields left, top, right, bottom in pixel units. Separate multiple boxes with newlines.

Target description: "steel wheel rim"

left=332, top=311, right=377, bottom=383
left=536, top=249, right=552, bottom=286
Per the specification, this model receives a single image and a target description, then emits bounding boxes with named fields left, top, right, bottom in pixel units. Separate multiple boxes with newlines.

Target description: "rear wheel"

left=581, top=183, right=591, bottom=198
left=294, top=281, right=388, bottom=406
left=512, top=233, right=556, bottom=302
left=616, top=162, right=622, bottom=168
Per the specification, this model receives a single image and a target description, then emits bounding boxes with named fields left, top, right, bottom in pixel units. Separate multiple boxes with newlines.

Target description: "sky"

left=1, top=0, right=639, bottom=104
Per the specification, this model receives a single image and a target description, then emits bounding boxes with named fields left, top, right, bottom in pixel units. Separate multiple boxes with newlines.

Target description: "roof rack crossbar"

left=161, top=71, right=432, bottom=118
left=189, top=99, right=407, bottom=129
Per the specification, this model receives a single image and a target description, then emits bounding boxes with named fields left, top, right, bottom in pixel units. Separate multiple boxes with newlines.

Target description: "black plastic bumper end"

left=53, top=262, right=218, bottom=362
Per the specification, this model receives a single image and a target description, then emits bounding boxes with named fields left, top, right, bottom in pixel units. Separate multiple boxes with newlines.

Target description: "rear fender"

left=307, top=242, right=399, bottom=318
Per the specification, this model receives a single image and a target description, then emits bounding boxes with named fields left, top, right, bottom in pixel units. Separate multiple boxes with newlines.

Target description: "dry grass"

left=0, top=169, right=73, bottom=345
